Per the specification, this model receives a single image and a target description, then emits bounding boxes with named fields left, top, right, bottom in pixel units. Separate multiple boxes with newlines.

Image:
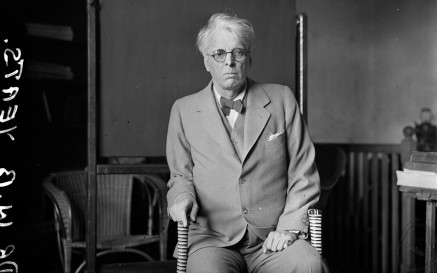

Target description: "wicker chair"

left=42, top=170, right=170, bottom=273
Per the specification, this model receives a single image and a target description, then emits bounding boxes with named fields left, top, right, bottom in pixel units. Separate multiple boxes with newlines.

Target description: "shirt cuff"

left=288, top=230, right=308, bottom=240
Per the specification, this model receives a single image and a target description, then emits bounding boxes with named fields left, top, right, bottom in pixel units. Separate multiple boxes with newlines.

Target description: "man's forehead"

left=206, top=29, right=243, bottom=50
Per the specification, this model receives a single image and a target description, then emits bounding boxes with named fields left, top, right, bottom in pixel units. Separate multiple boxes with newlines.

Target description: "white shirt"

left=213, top=86, right=246, bottom=129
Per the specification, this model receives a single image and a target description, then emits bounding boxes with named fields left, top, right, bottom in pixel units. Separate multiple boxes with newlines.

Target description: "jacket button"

left=239, top=178, right=246, bottom=184
left=242, top=208, right=248, bottom=214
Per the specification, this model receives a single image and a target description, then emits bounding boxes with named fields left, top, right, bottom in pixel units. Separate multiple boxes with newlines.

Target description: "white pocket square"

left=266, top=130, right=285, bottom=141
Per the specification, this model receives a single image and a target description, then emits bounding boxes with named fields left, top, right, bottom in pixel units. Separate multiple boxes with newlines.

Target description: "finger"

left=271, top=235, right=282, bottom=252
left=264, top=234, right=273, bottom=253
left=284, top=233, right=298, bottom=249
left=168, top=209, right=176, bottom=222
left=262, top=240, right=268, bottom=254
left=283, top=239, right=292, bottom=249
left=189, top=218, right=199, bottom=225
left=280, top=233, right=293, bottom=251
left=276, top=236, right=289, bottom=251
left=270, top=232, right=281, bottom=251
left=262, top=234, right=272, bottom=253
left=181, top=211, right=188, bottom=227
left=190, top=202, right=199, bottom=222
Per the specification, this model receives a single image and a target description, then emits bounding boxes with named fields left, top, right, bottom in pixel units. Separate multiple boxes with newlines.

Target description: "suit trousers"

left=186, top=234, right=328, bottom=273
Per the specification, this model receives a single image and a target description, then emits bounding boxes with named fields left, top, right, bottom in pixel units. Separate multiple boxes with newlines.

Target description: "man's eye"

left=214, top=51, right=226, bottom=57
left=235, top=48, right=247, bottom=54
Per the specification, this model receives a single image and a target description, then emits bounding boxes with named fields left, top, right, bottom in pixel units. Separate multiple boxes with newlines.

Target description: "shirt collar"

left=213, top=81, right=247, bottom=107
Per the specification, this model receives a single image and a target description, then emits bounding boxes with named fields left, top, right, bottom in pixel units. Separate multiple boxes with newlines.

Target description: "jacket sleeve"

left=276, top=87, right=320, bottom=233
left=166, top=100, right=196, bottom=206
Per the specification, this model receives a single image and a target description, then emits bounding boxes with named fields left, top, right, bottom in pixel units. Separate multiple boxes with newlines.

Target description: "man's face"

left=203, top=29, right=251, bottom=93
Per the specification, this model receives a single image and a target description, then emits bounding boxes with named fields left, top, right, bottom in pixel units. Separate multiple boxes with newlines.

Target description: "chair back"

left=51, top=171, right=134, bottom=240
left=314, top=144, right=347, bottom=209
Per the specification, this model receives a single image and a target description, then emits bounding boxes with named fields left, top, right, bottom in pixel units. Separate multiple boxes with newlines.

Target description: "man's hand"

left=262, top=230, right=298, bottom=253
left=168, top=193, right=199, bottom=227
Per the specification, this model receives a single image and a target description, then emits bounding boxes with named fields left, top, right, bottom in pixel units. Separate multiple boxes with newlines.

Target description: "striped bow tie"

left=220, top=97, right=243, bottom=116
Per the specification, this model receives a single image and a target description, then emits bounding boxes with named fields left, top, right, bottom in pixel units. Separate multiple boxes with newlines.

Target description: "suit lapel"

left=195, top=81, right=238, bottom=158
left=243, top=79, right=271, bottom=160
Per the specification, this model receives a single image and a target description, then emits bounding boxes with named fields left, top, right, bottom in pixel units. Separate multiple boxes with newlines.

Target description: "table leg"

left=425, top=201, right=436, bottom=273
left=401, top=193, right=415, bottom=273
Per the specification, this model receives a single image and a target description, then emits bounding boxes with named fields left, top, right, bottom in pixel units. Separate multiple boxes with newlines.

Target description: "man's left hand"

left=262, top=230, right=298, bottom=253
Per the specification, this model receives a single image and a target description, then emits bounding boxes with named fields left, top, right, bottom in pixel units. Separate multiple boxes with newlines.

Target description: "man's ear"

left=203, top=55, right=210, bottom=72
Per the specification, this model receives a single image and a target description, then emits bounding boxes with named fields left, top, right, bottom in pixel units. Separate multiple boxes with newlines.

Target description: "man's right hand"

left=168, top=192, right=199, bottom=227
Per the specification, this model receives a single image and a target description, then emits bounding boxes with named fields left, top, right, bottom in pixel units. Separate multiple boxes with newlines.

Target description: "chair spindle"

left=308, top=208, right=322, bottom=255
left=177, top=222, right=189, bottom=273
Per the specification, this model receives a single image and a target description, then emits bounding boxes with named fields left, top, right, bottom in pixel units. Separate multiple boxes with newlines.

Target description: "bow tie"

left=220, top=97, right=243, bottom=116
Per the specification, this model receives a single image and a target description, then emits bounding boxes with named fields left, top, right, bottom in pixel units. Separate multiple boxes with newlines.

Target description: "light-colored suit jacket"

left=166, top=78, right=320, bottom=255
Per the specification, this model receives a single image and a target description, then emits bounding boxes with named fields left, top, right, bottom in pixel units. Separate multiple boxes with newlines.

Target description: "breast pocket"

left=264, top=133, right=286, bottom=166
left=264, top=133, right=285, bottom=148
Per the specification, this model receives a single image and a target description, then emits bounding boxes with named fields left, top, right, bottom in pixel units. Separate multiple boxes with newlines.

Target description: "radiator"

left=322, top=144, right=402, bottom=273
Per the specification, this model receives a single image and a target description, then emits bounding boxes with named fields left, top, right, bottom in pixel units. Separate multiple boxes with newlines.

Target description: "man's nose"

left=224, top=52, right=236, bottom=66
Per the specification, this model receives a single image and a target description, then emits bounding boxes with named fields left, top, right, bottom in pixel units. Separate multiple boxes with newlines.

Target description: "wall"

left=297, top=0, right=437, bottom=144
left=99, top=0, right=296, bottom=156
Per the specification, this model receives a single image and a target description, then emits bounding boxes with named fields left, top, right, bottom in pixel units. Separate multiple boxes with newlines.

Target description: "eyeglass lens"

left=212, top=48, right=247, bottom=62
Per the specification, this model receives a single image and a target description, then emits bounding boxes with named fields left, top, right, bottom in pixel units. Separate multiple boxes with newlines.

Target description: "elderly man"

left=167, top=13, right=326, bottom=273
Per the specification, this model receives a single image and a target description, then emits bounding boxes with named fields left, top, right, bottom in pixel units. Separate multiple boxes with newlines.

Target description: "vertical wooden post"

left=401, top=193, right=415, bottom=273
left=425, top=201, right=436, bottom=273
left=87, top=0, right=97, bottom=271
left=391, top=153, right=400, bottom=273
left=296, top=14, right=307, bottom=124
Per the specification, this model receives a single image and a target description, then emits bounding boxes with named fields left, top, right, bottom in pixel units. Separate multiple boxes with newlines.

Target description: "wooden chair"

left=42, top=170, right=170, bottom=273
left=313, top=144, right=347, bottom=209
left=175, top=209, right=322, bottom=273
left=171, top=146, right=347, bottom=273
left=101, top=209, right=323, bottom=273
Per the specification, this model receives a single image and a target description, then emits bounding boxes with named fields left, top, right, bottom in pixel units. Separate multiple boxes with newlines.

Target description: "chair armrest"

left=135, top=174, right=170, bottom=261
left=134, top=174, right=170, bottom=233
left=42, top=175, right=73, bottom=241
left=177, top=222, right=188, bottom=273
left=308, top=209, right=322, bottom=256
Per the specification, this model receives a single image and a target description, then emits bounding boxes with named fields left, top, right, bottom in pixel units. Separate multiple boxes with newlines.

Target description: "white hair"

left=196, top=13, right=255, bottom=55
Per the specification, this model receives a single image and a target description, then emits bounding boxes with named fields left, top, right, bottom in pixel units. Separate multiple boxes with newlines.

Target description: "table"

left=399, top=186, right=437, bottom=273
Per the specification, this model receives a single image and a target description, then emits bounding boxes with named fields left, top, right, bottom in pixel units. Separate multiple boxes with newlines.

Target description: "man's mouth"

left=224, top=73, right=238, bottom=77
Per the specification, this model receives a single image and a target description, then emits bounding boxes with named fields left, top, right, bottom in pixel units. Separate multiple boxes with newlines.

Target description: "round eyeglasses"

left=208, top=48, right=249, bottom=63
